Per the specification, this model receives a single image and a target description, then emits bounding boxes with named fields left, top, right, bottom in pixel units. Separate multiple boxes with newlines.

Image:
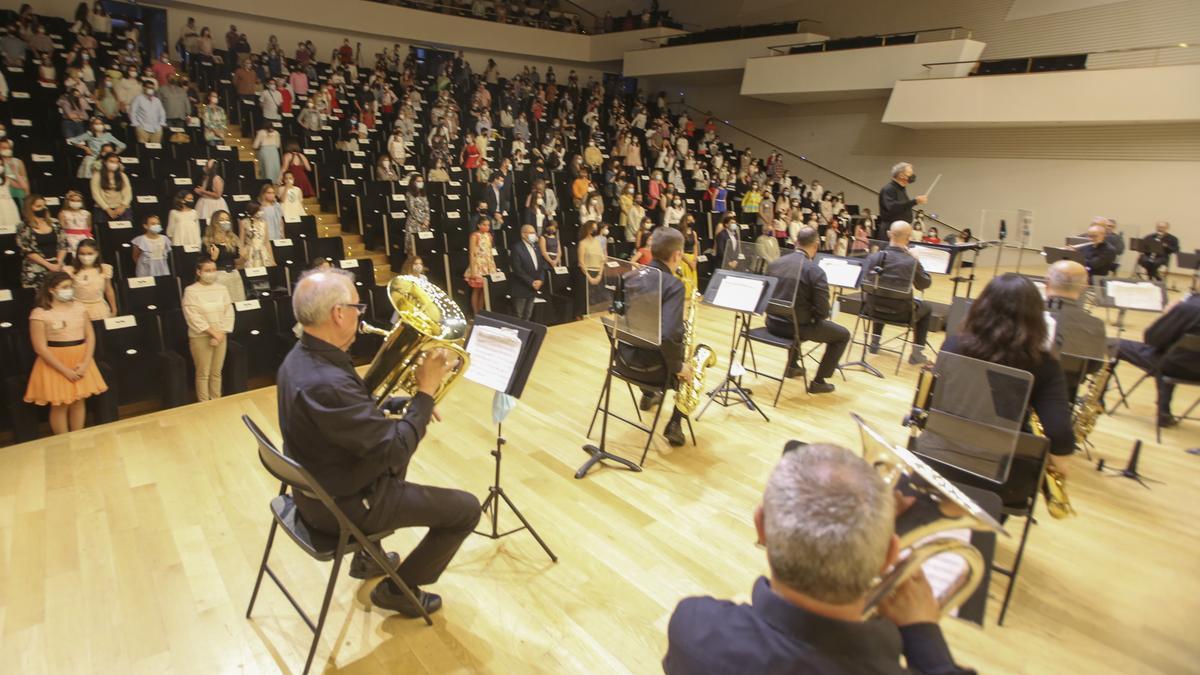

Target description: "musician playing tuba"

left=664, top=443, right=975, bottom=674
left=614, top=227, right=694, bottom=447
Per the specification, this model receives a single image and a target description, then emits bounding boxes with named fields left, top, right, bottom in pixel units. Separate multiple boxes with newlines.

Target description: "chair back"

left=242, top=415, right=346, bottom=526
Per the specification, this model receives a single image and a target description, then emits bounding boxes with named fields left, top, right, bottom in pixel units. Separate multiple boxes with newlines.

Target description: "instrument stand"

left=1096, top=440, right=1161, bottom=489
left=697, top=311, right=769, bottom=422
left=477, top=424, right=558, bottom=562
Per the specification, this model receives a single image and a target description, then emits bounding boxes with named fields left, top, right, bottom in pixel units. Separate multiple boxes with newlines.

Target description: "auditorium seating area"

left=0, top=4, right=892, bottom=445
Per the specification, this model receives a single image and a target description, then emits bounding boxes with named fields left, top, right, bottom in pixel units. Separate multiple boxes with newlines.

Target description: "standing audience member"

left=278, top=172, right=306, bottom=221
left=509, top=224, right=544, bottom=321
left=239, top=201, right=275, bottom=268
left=167, top=189, right=201, bottom=247
left=90, top=152, right=132, bottom=227
left=202, top=211, right=245, bottom=301
left=68, top=118, right=126, bottom=178
left=1, top=137, right=30, bottom=211
left=258, top=184, right=285, bottom=240
left=129, top=80, right=167, bottom=144
left=464, top=217, right=497, bottom=314
left=280, top=140, right=315, bottom=197
left=183, top=258, right=234, bottom=402
left=201, top=91, right=228, bottom=145
left=131, top=215, right=172, bottom=277
left=405, top=173, right=430, bottom=252
left=253, top=124, right=282, bottom=181
left=18, top=195, right=68, bottom=289
left=24, top=271, right=108, bottom=434
left=64, top=238, right=116, bottom=320
left=194, top=159, right=229, bottom=223
left=57, top=190, right=93, bottom=253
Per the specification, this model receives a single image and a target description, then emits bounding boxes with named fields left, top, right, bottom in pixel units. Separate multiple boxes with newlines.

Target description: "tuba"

left=359, top=275, right=471, bottom=408
left=852, top=413, right=1007, bottom=617
left=673, top=269, right=717, bottom=416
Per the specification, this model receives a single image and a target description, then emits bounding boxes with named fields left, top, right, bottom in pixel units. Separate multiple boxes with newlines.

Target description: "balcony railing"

left=918, top=42, right=1199, bottom=79
left=765, top=26, right=971, bottom=56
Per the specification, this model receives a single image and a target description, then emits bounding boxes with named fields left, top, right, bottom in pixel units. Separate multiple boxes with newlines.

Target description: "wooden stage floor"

left=1, top=267, right=1198, bottom=674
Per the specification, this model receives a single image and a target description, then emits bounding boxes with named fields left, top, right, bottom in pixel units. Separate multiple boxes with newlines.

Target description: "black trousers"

left=871, top=301, right=932, bottom=346
left=767, top=317, right=850, bottom=380
left=1116, top=339, right=1176, bottom=415
left=298, top=480, right=481, bottom=588
left=615, top=349, right=684, bottom=425
left=1137, top=255, right=1165, bottom=281
left=511, top=295, right=535, bottom=320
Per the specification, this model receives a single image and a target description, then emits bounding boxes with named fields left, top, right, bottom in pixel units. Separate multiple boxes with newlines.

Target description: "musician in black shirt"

left=1116, top=293, right=1200, bottom=427
left=1136, top=221, right=1181, bottom=281
left=877, top=162, right=927, bottom=240
left=276, top=269, right=480, bottom=618
left=1080, top=224, right=1118, bottom=283
left=862, top=222, right=934, bottom=365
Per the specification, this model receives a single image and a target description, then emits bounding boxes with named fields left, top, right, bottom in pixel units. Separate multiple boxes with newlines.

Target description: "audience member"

left=183, top=258, right=234, bottom=402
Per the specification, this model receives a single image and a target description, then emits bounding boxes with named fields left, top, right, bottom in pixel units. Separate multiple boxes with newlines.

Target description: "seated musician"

left=862, top=221, right=933, bottom=365
left=664, top=443, right=974, bottom=675
left=942, top=274, right=1076, bottom=478
left=1080, top=223, right=1118, bottom=283
left=277, top=269, right=481, bottom=618
left=765, top=226, right=850, bottom=394
left=1044, top=260, right=1109, bottom=402
left=1136, top=221, right=1180, bottom=281
left=617, top=227, right=692, bottom=446
left=1115, top=293, right=1200, bottom=428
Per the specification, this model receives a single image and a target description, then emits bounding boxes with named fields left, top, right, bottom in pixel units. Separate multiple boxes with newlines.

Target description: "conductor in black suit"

left=509, top=224, right=545, bottom=320
left=862, top=221, right=933, bottom=365
left=765, top=227, right=850, bottom=394
left=616, top=227, right=690, bottom=447
left=877, top=162, right=927, bottom=241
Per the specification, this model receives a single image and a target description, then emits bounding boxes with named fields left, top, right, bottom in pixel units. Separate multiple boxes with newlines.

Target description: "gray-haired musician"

left=1136, top=221, right=1180, bottom=281
left=277, top=269, right=480, bottom=618
left=664, top=443, right=973, bottom=675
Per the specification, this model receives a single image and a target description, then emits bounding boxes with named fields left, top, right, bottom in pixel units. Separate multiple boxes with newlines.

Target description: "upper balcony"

left=882, top=44, right=1200, bottom=128
left=739, top=27, right=985, bottom=103
left=622, top=19, right=828, bottom=80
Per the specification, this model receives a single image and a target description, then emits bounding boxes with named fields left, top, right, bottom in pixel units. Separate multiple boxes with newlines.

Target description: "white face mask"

left=77, top=254, right=97, bottom=266
left=525, top=233, right=537, bottom=244
left=200, top=271, right=218, bottom=284
left=55, top=288, right=76, bottom=302
left=414, top=181, right=424, bottom=188
left=68, top=200, right=83, bottom=209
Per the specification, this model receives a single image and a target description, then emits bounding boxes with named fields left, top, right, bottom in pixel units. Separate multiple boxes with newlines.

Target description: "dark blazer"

left=508, top=239, right=545, bottom=298
left=617, top=258, right=686, bottom=377
left=878, top=179, right=915, bottom=227
left=1145, top=294, right=1200, bottom=379
left=862, top=245, right=932, bottom=317
left=714, top=226, right=743, bottom=268
left=765, top=250, right=830, bottom=333
left=484, top=183, right=510, bottom=216
left=1083, top=241, right=1118, bottom=277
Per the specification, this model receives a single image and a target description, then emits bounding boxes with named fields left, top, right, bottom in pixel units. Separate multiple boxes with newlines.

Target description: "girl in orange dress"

left=24, top=271, right=108, bottom=434
left=464, top=217, right=497, bottom=314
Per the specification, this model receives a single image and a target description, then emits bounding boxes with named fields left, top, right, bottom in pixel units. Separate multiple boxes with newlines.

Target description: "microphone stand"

left=1096, top=439, right=1161, bottom=489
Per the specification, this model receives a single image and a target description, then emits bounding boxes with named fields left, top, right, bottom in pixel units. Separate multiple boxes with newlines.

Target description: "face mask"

left=68, top=200, right=83, bottom=209
left=33, top=207, right=47, bottom=217
left=184, top=199, right=194, bottom=207
left=0, top=149, right=12, bottom=158
left=905, top=174, right=916, bottom=184
left=106, top=163, right=119, bottom=171
left=149, top=224, right=163, bottom=234
left=55, top=288, right=75, bottom=302
left=218, top=220, right=232, bottom=231
left=92, top=126, right=104, bottom=134
left=77, top=254, right=97, bottom=266
left=200, top=271, right=218, bottom=284
left=414, top=181, right=423, bottom=188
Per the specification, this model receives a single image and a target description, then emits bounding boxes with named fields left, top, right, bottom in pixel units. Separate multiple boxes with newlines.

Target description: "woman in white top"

left=662, top=197, right=686, bottom=228
left=193, top=159, right=229, bottom=224
left=182, top=258, right=234, bottom=402
left=387, top=127, right=408, bottom=166
left=253, top=126, right=282, bottom=182
left=166, top=190, right=201, bottom=247
left=278, top=172, right=306, bottom=221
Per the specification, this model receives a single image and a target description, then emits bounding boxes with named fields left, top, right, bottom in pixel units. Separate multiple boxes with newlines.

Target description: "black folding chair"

left=243, top=415, right=432, bottom=675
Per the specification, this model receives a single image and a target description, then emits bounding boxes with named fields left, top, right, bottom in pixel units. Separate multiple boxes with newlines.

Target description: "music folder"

left=464, top=311, right=546, bottom=399
left=908, top=244, right=954, bottom=275
left=702, top=269, right=776, bottom=315
left=814, top=253, right=864, bottom=289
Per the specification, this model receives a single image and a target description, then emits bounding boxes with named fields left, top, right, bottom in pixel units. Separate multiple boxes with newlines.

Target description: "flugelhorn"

left=852, top=413, right=1008, bottom=617
left=359, top=275, right=470, bottom=408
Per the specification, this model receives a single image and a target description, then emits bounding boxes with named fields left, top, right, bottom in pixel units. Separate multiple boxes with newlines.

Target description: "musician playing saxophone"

left=616, top=227, right=692, bottom=446
left=941, top=274, right=1076, bottom=482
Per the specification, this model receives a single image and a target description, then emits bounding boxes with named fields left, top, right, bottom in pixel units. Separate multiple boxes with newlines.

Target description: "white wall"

left=883, top=64, right=1200, bottom=127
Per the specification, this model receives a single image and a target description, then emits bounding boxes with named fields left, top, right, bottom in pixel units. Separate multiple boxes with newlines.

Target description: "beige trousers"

left=189, top=335, right=227, bottom=402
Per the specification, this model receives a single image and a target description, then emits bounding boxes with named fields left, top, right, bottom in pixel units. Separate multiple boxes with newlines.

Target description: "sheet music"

left=909, top=245, right=952, bottom=275
left=1106, top=281, right=1164, bottom=312
left=915, top=528, right=972, bottom=617
left=712, top=276, right=763, bottom=313
left=818, top=258, right=862, bottom=289
left=464, top=325, right=522, bottom=393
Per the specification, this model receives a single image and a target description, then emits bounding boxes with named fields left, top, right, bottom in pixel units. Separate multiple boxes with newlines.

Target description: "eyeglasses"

left=338, top=303, right=367, bottom=315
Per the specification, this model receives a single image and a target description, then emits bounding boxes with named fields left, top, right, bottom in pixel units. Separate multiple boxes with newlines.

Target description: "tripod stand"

left=698, top=311, right=769, bottom=421
left=476, top=424, right=557, bottom=562
left=1096, top=440, right=1161, bottom=489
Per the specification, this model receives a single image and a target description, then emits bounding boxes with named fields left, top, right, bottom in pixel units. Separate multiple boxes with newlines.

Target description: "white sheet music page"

left=818, top=258, right=861, bottom=289
left=909, top=246, right=952, bottom=275
left=464, top=325, right=522, bottom=393
left=712, top=276, right=763, bottom=312
left=909, top=528, right=972, bottom=618
left=1106, top=281, right=1163, bottom=312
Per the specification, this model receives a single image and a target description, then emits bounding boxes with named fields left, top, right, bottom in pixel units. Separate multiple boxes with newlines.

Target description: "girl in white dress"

left=166, top=190, right=201, bottom=247
left=238, top=202, right=275, bottom=268
left=0, top=167, right=19, bottom=229
left=278, top=172, right=306, bottom=221
left=194, top=160, right=229, bottom=224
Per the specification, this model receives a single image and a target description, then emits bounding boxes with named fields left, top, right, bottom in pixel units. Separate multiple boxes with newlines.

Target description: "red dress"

left=283, top=153, right=315, bottom=198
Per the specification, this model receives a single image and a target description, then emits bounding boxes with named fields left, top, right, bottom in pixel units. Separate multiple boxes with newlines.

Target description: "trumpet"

left=359, top=275, right=471, bottom=409
left=852, top=413, right=1007, bottom=617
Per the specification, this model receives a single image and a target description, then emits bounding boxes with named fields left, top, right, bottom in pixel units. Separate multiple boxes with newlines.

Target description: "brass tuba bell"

left=851, top=413, right=1008, bottom=618
left=359, top=275, right=471, bottom=406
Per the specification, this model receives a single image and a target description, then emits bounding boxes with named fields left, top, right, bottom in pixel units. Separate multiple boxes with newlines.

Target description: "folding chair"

left=846, top=260, right=924, bottom=376
left=1155, top=333, right=1200, bottom=443
left=242, top=416, right=431, bottom=675
left=740, top=257, right=806, bottom=406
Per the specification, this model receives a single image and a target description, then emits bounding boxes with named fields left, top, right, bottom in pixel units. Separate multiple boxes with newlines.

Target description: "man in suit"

left=862, top=221, right=933, bottom=365
left=1045, top=260, right=1109, bottom=402
left=714, top=216, right=743, bottom=270
left=509, top=224, right=545, bottom=321
left=1081, top=223, right=1118, bottom=283
left=765, top=227, right=850, bottom=394
left=483, top=173, right=510, bottom=226
left=1116, top=293, right=1200, bottom=427
left=616, top=227, right=691, bottom=446
left=1137, top=221, right=1181, bottom=281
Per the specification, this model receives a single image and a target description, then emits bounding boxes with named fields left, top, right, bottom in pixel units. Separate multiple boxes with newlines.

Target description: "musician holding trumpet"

left=664, top=443, right=974, bottom=674
left=276, top=268, right=481, bottom=619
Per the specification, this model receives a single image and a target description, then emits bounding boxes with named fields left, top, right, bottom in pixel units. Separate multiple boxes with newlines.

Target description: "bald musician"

left=862, top=221, right=933, bottom=365
left=1044, top=260, right=1109, bottom=402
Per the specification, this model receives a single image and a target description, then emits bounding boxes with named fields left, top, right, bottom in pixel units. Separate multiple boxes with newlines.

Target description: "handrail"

left=767, top=25, right=969, bottom=55
left=638, top=18, right=821, bottom=48
left=678, top=102, right=964, bottom=235
left=559, top=0, right=596, bottom=20
left=920, top=41, right=1196, bottom=69
left=361, top=0, right=584, bottom=34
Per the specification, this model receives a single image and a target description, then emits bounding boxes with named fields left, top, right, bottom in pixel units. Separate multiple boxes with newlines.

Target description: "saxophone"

left=1072, top=362, right=1112, bottom=446
left=1029, top=412, right=1076, bottom=519
left=674, top=272, right=717, bottom=417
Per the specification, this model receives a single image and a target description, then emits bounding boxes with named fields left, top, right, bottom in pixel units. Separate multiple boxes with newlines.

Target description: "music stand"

left=815, top=253, right=864, bottom=303
left=1175, top=251, right=1199, bottom=293
left=908, top=243, right=955, bottom=276
left=1099, top=277, right=1166, bottom=336
left=1042, top=246, right=1085, bottom=265
left=465, top=311, right=557, bottom=562
left=696, top=269, right=775, bottom=421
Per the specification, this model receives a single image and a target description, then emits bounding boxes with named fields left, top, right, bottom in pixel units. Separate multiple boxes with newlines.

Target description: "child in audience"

left=167, top=189, right=201, bottom=247
left=278, top=172, right=306, bottom=221
left=58, top=190, right=93, bottom=253
left=239, top=201, right=275, bottom=268
left=64, top=238, right=116, bottom=320
left=131, top=215, right=171, bottom=277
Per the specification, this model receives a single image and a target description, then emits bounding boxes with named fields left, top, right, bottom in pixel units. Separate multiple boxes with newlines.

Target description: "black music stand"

left=1042, top=246, right=1085, bottom=265
left=465, top=311, right=557, bottom=562
left=1096, top=440, right=1160, bottom=489
left=696, top=269, right=775, bottom=422
left=1176, top=251, right=1200, bottom=293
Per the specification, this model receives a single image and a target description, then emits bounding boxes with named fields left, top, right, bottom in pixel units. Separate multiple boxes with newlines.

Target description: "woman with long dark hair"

left=941, top=273, right=1075, bottom=476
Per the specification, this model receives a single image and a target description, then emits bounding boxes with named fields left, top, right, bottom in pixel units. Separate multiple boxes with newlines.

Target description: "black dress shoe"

left=370, top=582, right=442, bottom=618
left=807, top=381, right=835, bottom=394
left=868, top=340, right=881, bottom=355
left=784, top=365, right=805, bottom=379
left=664, top=421, right=685, bottom=446
left=639, top=392, right=663, bottom=411
left=349, top=550, right=400, bottom=579
left=1158, top=414, right=1179, bottom=428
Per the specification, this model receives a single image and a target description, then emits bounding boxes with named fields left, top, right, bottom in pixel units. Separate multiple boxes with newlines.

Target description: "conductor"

left=617, top=228, right=692, bottom=446
left=765, top=227, right=850, bottom=393
left=277, top=269, right=481, bottom=618
left=878, top=162, right=927, bottom=241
